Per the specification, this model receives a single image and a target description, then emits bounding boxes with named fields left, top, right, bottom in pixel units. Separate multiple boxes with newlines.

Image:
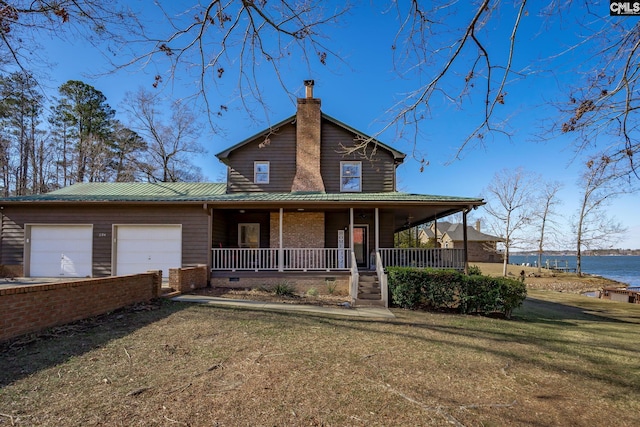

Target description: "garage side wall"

left=0, top=205, right=210, bottom=277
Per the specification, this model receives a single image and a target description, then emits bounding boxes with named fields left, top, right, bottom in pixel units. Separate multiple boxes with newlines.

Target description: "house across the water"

left=0, top=81, right=484, bottom=307
left=419, top=221, right=502, bottom=263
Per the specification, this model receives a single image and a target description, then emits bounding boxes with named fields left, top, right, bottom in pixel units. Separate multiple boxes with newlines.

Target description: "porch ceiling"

left=390, top=204, right=471, bottom=232
left=214, top=200, right=482, bottom=233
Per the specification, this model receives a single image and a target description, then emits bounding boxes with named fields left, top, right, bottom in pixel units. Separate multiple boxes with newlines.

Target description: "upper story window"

left=254, top=161, right=270, bottom=184
left=340, top=161, right=362, bottom=192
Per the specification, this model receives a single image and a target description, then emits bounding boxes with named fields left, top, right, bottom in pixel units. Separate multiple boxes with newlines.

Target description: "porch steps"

left=356, top=272, right=384, bottom=307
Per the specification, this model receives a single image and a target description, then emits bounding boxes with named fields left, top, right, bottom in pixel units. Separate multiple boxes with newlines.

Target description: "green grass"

left=0, top=292, right=638, bottom=426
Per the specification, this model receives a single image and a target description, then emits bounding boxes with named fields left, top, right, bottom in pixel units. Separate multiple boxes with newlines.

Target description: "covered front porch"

left=208, top=199, right=482, bottom=307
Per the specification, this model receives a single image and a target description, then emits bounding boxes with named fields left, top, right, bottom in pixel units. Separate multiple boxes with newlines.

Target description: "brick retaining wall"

left=0, top=271, right=162, bottom=342
left=168, top=265, right=208, bottom=293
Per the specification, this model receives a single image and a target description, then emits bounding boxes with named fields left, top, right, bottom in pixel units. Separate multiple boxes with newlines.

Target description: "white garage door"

left=114, top=225, right=182, bottom=276
left=29, top=225, right=93, bottom=277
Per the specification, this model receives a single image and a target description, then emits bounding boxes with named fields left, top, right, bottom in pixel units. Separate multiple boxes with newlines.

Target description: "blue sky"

left=26, top=1, right=640, bottom=249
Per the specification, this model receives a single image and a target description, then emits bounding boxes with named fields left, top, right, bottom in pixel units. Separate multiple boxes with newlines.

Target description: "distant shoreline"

left=512, top=250, right=640, bottom=256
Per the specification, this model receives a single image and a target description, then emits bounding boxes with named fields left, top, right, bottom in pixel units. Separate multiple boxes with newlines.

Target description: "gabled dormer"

left=216, top=81, right=405, bottom=194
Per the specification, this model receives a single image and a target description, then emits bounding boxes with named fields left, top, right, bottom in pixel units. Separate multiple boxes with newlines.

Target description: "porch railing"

left=211, top=248, right=351, bottom=271
left=375, top=251, right=389, bottom=307
left=350, top=251, right=359, bottom=304
left=379, top=248, right=465, bottom=270
left=211, top=248, right=465, bottom=272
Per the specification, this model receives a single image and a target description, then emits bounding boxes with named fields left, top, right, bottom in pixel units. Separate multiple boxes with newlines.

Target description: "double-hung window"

left=340, top=161, right=362, bottom=192
left=238, top=223, right=260, bottom=248
left=254, top=161, right=269, bottom=184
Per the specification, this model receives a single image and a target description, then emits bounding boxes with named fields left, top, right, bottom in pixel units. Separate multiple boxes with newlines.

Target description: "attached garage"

left=27, top=224, right=93, bottom=277
left=113, top=225, right=182, bottom=276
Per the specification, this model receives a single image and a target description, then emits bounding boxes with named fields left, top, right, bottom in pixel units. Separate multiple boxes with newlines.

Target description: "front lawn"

left=1, top=291, right=638, bottom=426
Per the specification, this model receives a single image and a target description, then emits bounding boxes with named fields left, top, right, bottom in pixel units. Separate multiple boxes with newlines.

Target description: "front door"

left=353, top=225, right=369, bottom=269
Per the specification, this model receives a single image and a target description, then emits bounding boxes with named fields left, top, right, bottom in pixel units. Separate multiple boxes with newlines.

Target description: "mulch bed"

left=190, top=287, right=351, bottom=307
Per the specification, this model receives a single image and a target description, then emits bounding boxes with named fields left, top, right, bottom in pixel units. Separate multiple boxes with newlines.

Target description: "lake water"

left=509, top=255, right=640, bottom=288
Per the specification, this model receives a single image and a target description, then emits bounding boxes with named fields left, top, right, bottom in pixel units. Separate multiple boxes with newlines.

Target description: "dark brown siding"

left=225, top=118, right=398, bottom=194
left=320, top=120, right=396, bottom=193
left=325, top=211, right=349, bottom=248
left=224, top=211, right=271, bottom=248
left=227, top=123, right=297, bottom=193
left=211, top=209, right=229, bottom=247
left=0, top=205, right=210, bottom=277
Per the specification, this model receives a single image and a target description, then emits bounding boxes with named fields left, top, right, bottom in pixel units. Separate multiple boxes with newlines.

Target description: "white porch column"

left=278, top=208, right=284, bottom=272
left=375, top=208, right=380, bottom=252
left=434, top=216, right=438, bottom=247
left=463, top=207, right=469, bottom=275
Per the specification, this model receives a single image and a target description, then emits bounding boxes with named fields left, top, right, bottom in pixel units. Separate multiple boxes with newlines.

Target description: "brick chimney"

left=291, top=80, right=325, bottom=192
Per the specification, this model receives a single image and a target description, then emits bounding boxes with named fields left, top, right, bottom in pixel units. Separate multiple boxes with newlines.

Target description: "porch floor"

left=171, top=294, right=395, bottom=318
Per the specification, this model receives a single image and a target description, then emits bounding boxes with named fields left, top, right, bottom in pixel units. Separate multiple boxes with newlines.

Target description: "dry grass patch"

left=1, top=294, right=639, bottom=426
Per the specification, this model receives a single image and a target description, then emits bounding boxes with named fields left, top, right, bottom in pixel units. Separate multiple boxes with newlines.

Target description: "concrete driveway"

left=0, top=277, right=75, bottom=290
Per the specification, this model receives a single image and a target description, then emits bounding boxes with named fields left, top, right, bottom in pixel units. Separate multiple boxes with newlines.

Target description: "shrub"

left=458, top=274, right=497, bottom=314
left=306, top=287, right=319, bottom=297
left=326, top=280, right=337, bottom=295
left=272, top=282, right=295, bottom=297
left=494, top=276, right=528, bottom=318
left=459, top=275, right=527, bottom=318
left=421, top=269, right=461, bottom=309
left=468, top=265, right=483, bottom=276
left=387, top=267, right=424, bottom=309
left=387, top=267, right=527, bottom=318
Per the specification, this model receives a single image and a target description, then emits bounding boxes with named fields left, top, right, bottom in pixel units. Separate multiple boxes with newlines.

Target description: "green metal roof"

left=2, top=182, right=227, bottom=202
left=0, top=182, right=483, bottom=205
left=213, top=191, right=481, bottom=203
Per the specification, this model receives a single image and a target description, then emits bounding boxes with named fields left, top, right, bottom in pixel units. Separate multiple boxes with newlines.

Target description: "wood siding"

left=0, top=205, right=210, bottom=277
left=226, top=123, right=297, bottom=192
left=320, top=121, right=396, bottom=193
left=225, top=118, right=397, bottom=194
left=216, top=210, right=271, bottom=248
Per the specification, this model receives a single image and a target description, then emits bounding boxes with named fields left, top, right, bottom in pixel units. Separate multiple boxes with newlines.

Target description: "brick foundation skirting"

left=210, top=273, right=349, bottom=296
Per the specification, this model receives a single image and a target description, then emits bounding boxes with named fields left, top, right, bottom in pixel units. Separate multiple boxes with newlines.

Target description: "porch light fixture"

left=239, top=210, right=245, bottom=214
left=297, top=208, right=305, bottom=211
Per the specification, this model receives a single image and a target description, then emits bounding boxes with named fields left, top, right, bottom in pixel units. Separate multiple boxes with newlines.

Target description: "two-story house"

left=0, top=81, right=484, bottom=306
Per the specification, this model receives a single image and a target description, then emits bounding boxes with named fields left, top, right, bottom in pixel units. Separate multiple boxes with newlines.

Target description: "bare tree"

left=109, top=121, right=147, bottom=182
left=380, top=2, right=640, bottom=178
left=0, top=71, right=43, bottom=195
left=0, top=1, right=140, bottom=75
left=531, top=181, right=563, bottom=273
left=1, top=1, right=348, bottom=122
left=124, top=88, right=205, bottom=182
left=483, top=167, right=537, bottom=276
left=573, top=155, right=631, bottom=276
left=116, top=1, right=349, bottom=126
left=4, top=1, right=640, bottom=180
